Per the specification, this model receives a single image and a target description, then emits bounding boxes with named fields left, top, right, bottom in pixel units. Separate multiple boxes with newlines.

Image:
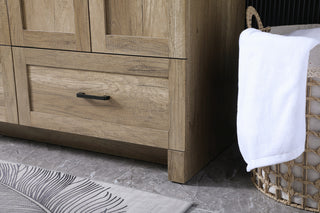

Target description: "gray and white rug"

left=0, top=160, right=192, bottom=213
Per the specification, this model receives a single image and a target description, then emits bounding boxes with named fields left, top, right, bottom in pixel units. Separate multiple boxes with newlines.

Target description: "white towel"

left=237, top=28, right=320, bottom=172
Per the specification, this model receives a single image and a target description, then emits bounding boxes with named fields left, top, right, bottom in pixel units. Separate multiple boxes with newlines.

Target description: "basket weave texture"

left=247, top=6, right=320, bottom=212
left=252, top=77, right=320, bottom=212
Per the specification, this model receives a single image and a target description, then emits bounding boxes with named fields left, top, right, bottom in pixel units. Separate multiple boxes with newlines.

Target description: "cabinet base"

left=0, top=122, right=220, bottom=184
left=0, top=122, right=167, bottom=165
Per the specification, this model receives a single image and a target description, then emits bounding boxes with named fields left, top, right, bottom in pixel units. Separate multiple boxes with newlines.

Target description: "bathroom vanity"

left=0, top=0, right=244, bottom=183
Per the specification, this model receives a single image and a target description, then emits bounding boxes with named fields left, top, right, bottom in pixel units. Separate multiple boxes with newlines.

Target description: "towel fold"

left=237, top=28, right=320, bottom=172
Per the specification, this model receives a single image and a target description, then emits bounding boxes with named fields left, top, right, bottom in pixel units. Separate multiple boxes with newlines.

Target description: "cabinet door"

left=7, top=0, right=90, bottom=51
left=0, top=46, right=18, bottom=123
left=0, top=0, right=10, bottom=45
left=89, top=0, right=186, bottom=58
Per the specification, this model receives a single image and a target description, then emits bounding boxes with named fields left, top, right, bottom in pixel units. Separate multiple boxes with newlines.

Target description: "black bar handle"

left=76, top=92, right=110, bottom=101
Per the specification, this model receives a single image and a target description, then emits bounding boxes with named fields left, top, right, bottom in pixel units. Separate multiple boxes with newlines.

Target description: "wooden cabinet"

left=0, top=0, right=10, bottom=45
left=0, top=0, right=245, bottom=183
left=6, top=0, right=90, bottom=51
left=89, top=0, right=186, bottom=58
left=0, top=46, right=18, bottom=123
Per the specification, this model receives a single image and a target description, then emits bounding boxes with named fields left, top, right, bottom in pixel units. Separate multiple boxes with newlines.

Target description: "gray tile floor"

left=0, top=135, right=308, bottom=213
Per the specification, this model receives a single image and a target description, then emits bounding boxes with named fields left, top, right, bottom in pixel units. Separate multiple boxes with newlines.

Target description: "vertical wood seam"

left=8, top=45, right=19, bottom=124
left=12, top=47, right=31, bottom=125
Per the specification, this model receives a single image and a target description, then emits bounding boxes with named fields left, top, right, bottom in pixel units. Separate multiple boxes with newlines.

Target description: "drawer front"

left=0, top=46, right=18, bottom=123
left=13, top=47, right=169, bottom=148
left=0, top=0, right=10, bottom=45
left=7, top=0, right=90, bottom=51
left=89, top=0, right=186, bottom=58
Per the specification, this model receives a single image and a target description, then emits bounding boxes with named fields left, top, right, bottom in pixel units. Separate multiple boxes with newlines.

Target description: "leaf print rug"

left=0, top=160, right=192, bottom=213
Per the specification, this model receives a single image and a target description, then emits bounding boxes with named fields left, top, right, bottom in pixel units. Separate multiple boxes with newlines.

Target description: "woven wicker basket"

left=247, top=7, right=320, bottom=212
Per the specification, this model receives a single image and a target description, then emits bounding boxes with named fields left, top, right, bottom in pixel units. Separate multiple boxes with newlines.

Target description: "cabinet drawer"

left=13, top=47, right=170, bottom=148
left=0, top=0, right=10, bottom=45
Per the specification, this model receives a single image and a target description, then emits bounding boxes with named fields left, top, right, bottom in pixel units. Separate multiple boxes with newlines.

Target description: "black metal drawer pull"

left=76, top=92, right=110, bottom=101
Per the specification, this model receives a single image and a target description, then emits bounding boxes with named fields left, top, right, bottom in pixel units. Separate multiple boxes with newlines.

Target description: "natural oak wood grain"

left=0, top=46, right=18, bottom=123
left=0, top=0, right=11, bottom=45
left=169, top=60, right=186, bottom=151
left=13, top=47, right=169, bottom=148
left=106, top=0, right=169, bottom=38
left=30, top=111, right=168, bottom=148
left=2, top=0, right=245, bottom=183
left=0, top=121, right=168, bottom=165
left=89, top=0, right=186, bottom=58
left=7, top=0, right=90, bottom=51
left=168, top=0, right=187, bottom=58
left=28, top=65, right=169, bottom=130
left=0, top=71, right=4, bottom=107
left=105, top=0, right=142, bottom=36
left=12, top=47, right=30, bottom=124
left=168, top=0, right=245, bottom=183
left=104, top=35, right=169, bottom=57
left=22, top=47, right=170, bottom=78
left=21, top=0, right=75, bottom=33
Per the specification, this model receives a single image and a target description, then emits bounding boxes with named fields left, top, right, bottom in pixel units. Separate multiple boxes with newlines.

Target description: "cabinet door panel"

left=105, top=0, right=168, bottom=38
left=0, top=46, right=18, bottom=123
left=22, top=0, right=75, bottom=33
left=90, top=0, right=186, bottom=58
left=0, top=0, right=10, bottom=45
left=7, top=0, right=90, bottom=51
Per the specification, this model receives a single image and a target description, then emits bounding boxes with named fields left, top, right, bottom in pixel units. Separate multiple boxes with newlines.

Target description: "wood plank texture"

left=106, top=0, right=143, bottom=36
left=89, top=0, right=185, bottom=58
left=28, top=65, right=169, bottom=130
left=142, top=0, right=169, bottom=38
left=30, top=111, right=168, bottom=148
left=21, top=0, right=75, bottom=33
left=169, top=60, right=186, bottom=151
left=88, top=0, right=106, bottom=53
left=0, top=46, right=18, bottom=123
left=0, top=71, right=4, bottom=107
left=0, top=0, right=11, bottom=45
left=0, top=121, right=168, bottom=165
left=2, top=0, right=245, bottom=183
left=22, top=31, right=76, bottom=50
left=7, top=0, right=90, bottom=51
left=13, top=47, right=169, bottom=148
left=168, top=0, right=245, bottom=183
left=104, top=35, right=169, bottom=57
left=105, top=0, right=169, bottom=38
left=168, top=0, right=187, bottom=58
left=22, top=47, right=170, bottom=78
left=74, top=0, right=91, bottom=51
left=0, top=107, right=5, bottom=121
left=12, top=47, right=30, bottom=125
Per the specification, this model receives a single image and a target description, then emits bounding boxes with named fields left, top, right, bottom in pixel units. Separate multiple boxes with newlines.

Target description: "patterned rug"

left=0, top=161, right=192, bottom=213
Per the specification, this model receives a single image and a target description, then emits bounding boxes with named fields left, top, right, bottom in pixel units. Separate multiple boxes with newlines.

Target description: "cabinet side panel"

left=169, top=0, right=245, bottom=183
